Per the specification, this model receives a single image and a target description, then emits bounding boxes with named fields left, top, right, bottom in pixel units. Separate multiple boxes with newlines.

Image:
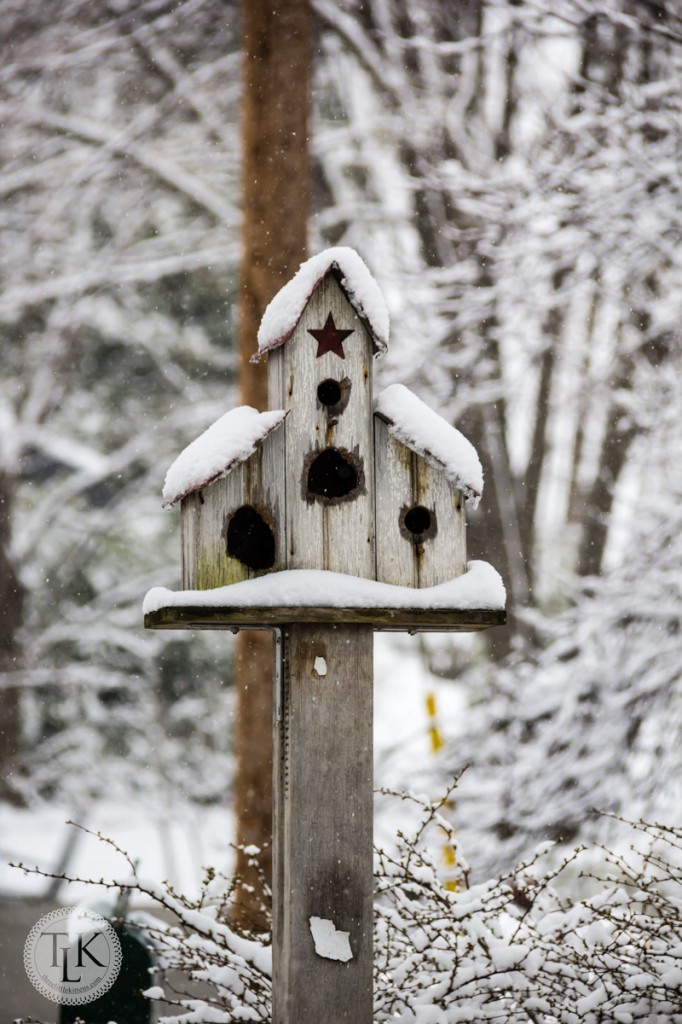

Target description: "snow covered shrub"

left=34, top=791, right=680, bottom=1024
left=371, top=793, right=682, bottom=1023
left=131, top=870, right=272, bottom=1022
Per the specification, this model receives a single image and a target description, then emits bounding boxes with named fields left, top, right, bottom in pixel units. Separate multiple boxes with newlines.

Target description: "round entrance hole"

left=404, top=505, right=433, bottom=536
left=226, top=505, right=275, bottom=570
left=307, top=448, right=359, bottom=500
left=317, top=378, right=342, bottom=407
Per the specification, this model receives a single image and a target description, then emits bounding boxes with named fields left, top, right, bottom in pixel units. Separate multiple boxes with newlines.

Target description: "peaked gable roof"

left=163, top=406, right=287, bottom=507
left=375, top=384, right=483, bottom=506
left=255, top=246, right=390, bottom=360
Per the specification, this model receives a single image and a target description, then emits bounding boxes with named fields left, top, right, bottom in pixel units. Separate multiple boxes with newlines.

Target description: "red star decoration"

left=308, top=313, right=354, bottom=359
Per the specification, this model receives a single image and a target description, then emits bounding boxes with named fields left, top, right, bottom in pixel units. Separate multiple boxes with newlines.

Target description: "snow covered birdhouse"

left=153, top=247, right=504, bottom=631
left=146, top=247, right=505, bottom=1024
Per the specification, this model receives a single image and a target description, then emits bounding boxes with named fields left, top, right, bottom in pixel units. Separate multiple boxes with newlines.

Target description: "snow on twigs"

left=62, top=791, right=682, bottom=1024
left=162, top=407, right=287, bottom=507
left=375, top=383, right=483, bottom=504
left=256, top=246, right=390, bottom=357
left=143, top=561, right=506, bottom=615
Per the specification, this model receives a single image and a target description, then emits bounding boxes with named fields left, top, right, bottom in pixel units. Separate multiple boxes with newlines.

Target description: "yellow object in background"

left=425, top=689, right=458, bottom=891
left=425, top=691, right=444, bottom=752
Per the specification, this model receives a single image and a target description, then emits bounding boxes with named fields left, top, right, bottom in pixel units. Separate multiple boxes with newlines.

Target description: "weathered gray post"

left=145, top=247, right=506, bottom=1024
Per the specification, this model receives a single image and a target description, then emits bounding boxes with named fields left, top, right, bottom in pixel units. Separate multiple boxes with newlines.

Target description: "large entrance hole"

left=226, top=505, right=275, bottom=570
left=306, top=447, right=360, bottom=501
left=400, top=503, right=437, bottom=543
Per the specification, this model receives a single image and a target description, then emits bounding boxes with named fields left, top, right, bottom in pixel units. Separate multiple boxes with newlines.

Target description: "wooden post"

left=273, top=624, right=373, bottom=1024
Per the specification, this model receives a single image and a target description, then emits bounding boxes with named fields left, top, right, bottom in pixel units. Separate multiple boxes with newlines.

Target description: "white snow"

left=0, top=801, right=233, bottom=902
left=162, top=406, right=287, bottom=507
left=256, top=247, right=390, bottom=358
left=313, top=656, right=328, bottom=677
left=576, top=983, right=608, bottom=1015
left=376, top=384, right=483, bottom=505
left=142, top=986, right=166, bottom=1000
left=143, top=561, right=506, bottom=614
left=309, top=916, right=353, bottom=962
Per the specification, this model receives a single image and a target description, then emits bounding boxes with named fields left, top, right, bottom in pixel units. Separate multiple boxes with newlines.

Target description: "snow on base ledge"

left=143, top=561, right=506, bottom=616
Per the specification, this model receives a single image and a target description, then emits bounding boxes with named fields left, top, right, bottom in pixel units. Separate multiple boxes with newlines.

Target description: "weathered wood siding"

left=145, top=603, right=506, bottom=632
left=180, top=425, right=285, bottom=589
left=374, top=416, right=466, bottom=587
left=268, top=272, right=375, bottom=577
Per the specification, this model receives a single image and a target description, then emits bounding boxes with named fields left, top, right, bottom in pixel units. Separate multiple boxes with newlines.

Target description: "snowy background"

left=0, top=0, right=680, bottom=985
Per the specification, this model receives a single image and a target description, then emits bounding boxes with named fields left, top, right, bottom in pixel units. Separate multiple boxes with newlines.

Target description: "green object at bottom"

left=59, top=925, right=158, bottom=1024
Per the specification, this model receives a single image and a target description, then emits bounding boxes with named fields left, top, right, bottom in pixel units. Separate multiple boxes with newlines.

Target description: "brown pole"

left=234, top=0, right=311, bottom=928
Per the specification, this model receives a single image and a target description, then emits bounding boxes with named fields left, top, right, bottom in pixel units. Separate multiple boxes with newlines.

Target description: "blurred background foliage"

left=0, top=0, right=680, bottom=875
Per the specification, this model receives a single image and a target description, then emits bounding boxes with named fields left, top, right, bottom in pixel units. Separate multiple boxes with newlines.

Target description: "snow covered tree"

left=311, top=0, right=682, bottom=865
left=313, top=0, right=682, bottom=645
left=0, top=0, right=243, bottom=802
left=449, top=405, right=682, bottom=878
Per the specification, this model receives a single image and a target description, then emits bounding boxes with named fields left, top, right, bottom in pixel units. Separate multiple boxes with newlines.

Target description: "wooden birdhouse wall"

left=374, top=417, right=467, bottom=588
left=268, top=272, right=375, bottom=577
left=180, top=428, right=285, bottom=589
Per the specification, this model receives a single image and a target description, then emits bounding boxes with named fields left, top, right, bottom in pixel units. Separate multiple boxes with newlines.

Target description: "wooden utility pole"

left=235, top=0, right=312, bottom=926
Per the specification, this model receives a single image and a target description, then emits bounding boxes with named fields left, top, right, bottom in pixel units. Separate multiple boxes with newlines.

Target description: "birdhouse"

left=146, top=247, right=505, bottom=1024
left=159, top=247, right=485, bottom=600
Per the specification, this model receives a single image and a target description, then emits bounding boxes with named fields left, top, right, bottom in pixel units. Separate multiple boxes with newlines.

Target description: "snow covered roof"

left=375, top=384, right=483, bottom=506
left=162, top=406, right=287, bottom=507
left=256, top=247, right=390, bottom=359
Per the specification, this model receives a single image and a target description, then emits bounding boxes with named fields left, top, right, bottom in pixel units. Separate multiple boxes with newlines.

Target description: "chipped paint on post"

left=309, top=916, right=353, bottom=962
left=313, top=656, right=328, bottom=677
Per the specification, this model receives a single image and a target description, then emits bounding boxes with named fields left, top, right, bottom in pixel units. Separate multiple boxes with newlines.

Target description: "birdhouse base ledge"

left=143, top=563, right=506, bottom=633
